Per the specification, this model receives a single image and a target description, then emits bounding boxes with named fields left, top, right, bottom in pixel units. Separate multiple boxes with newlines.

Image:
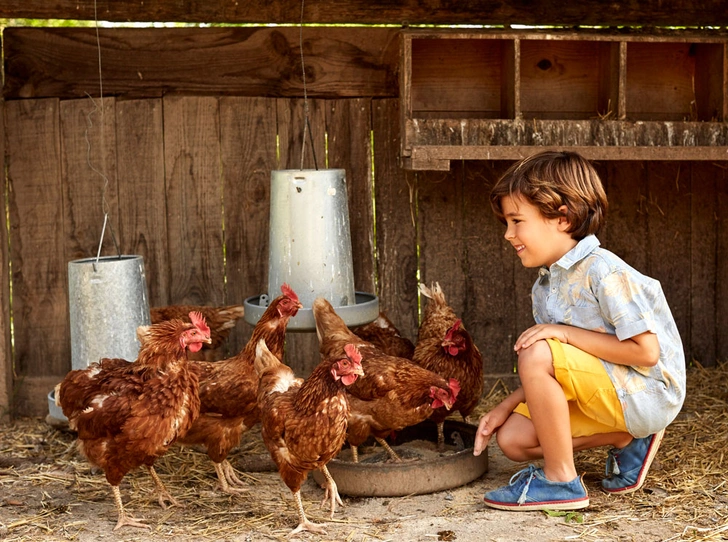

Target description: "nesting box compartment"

left=401, top=30, right=728, bottom=169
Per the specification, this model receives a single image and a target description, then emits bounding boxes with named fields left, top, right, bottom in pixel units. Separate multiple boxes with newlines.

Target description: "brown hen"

left=150, top=303, right=245, bottom=360
left=255, top=338, right=363, bottom=536
left=56, top=312, right=211, bottom=531
left=312, top=297, right=459, bottom=463
left=174, top=284, right=302, bottom=494
left=350, top=311, right=415, bottom=359
left=413, top=282, right=484, bottom=449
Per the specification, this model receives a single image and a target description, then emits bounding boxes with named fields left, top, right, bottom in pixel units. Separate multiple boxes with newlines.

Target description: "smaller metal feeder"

left=312, top=420, right=489, bottom=497
left=50, top=255, right=151, bottom=423
left=245, top=169, right=378, bottom=331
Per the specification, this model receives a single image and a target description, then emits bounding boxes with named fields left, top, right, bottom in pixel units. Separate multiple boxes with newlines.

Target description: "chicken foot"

left=147, top=465, right=182, bottom=509
left=213, top=460, right=249, bottom=494
left=318, top=464, right=344, bottom=518
left=111, top=485, right=151, bottom=531
left=289, top=490, right=327, bottom=536
left=375, top=437, right=403, bottom=462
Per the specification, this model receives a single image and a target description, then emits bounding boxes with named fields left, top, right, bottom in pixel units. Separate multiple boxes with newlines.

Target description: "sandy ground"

left=0, top=417, right=695, bottom=542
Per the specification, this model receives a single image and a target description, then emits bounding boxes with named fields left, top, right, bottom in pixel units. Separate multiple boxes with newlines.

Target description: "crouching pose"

left=474, top=151, right=685, bottom=511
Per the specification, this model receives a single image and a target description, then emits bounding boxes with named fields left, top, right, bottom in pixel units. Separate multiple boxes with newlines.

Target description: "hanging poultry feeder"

left=48, top=255, right=151, bottom=422
left=244, top=169, right=378, bottom=331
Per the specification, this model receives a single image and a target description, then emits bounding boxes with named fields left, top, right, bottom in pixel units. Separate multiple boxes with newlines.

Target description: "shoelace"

left=507, top=465, right=538, bottom=505
left=605, top=448, right=621, bottom=476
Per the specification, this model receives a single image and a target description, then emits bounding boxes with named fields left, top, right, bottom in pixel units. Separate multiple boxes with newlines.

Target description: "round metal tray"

left=244, top=292, right=379, bottom=332
left=312, top=420, right=488, bottom=497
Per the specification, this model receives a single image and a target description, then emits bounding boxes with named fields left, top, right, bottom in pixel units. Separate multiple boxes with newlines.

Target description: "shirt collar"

left=539, top=235, right=601, bottom=278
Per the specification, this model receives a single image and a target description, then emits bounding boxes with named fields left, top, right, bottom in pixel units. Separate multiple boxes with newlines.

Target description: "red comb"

left=281, top=283, right=299, bottom=303
left=344, top=343, right=362, bottom=363
left=443, top=319, right=461, bottom=341
left=189, top=311, right=210, bottom=335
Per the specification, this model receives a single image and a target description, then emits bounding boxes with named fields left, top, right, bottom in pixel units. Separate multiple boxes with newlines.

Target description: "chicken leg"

left=318, top=464, right=344, bottom=518
left=147, top=465, right=182, bottom=508
left=111, top=485, right=150, bottom=531
left=289, top=490, right=327, bottom=536
left=375, top=437, right=403, bottom=462
left=213, top=460, right=249, bottom=494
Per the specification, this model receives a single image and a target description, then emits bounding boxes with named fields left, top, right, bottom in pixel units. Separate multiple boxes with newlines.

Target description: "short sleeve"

left=596, top=269, right=658, bottom=341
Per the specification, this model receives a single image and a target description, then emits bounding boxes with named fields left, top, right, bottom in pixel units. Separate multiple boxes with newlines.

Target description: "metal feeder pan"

left=312, top=420, right=488, bottom=497
left=243, top=292, right=379, bottom=332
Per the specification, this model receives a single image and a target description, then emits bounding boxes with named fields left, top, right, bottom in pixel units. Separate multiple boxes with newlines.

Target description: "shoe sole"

left=604, top=428, right=665, bottom=495
left=484, top=496, right=590, bottom=512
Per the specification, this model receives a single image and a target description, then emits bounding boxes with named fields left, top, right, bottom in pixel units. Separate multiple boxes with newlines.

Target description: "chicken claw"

left=111, top=485, right=151, bottom=531
left=214, top=460, right=250, bottom=494
left=318, top=464, right=344, bottom=518
left=290, top=490, right=327, bottom=536
left=147, top=466, right=183, bottom=509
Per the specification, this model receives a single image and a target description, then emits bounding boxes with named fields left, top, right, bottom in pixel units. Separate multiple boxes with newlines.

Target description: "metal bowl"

left=312, top=420, right=488, bottom=497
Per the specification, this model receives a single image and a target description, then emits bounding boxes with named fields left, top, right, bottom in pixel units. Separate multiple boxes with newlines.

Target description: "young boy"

left=473, top=151, right=685, bottom=511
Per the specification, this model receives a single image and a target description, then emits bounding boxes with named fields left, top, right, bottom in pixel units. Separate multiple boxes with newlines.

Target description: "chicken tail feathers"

left=418, top=282, right=444, bottom=302
left=254, top=339, right=281, bottom=376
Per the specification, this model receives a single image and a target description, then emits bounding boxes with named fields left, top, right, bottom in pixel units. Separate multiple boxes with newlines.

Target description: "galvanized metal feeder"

left=244, top=169, right=378, bottom=330
left=312, top=420, right=489, bottom=496
left=48, top=255, right=151, bottom=422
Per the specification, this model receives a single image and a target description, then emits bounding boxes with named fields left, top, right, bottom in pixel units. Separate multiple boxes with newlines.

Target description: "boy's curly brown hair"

left=490, top=151, right=608, bottom=240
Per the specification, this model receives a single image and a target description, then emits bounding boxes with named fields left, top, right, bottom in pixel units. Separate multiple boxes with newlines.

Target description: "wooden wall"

left=2, top=27, right=727, bottom=417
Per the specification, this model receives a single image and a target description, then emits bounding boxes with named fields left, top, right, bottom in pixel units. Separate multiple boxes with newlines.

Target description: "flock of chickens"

left=55, top=282, right=484, bottom=535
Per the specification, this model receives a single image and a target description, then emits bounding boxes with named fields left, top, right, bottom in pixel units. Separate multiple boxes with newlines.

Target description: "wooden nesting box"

left=401, top=30, right=728, bottom=170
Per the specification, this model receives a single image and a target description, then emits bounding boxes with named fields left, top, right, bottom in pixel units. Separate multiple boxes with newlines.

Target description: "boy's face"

left=501, top=195, right=577, bottom=268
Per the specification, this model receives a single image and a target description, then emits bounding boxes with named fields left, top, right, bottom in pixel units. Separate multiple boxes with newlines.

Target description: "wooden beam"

left=3, top=27, right=400, bottom=100
left=1, top=0, right=728, bottom=27
left=0, top=96, right=11, bottom=420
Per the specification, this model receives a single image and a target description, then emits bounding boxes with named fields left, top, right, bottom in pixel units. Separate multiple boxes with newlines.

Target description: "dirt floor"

left=1, top=363, right=726, bottom=542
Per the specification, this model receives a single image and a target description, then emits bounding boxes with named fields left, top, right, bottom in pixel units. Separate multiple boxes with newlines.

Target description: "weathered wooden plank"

left=162, top=96, right=225, bottom=306
left=2, top=0, right=727, bottom=27
left=371, top=98, right=419, bottom=343
left=3, top=27, right=399, bottom=100
left=326, top=99, right=375, bottom=294
left=603, top=162, right=649, bottom=277
left=416, top=163, right=466, bottom=322
left=462, top=161, right=518, bottom=377
left=0, top=96, right=11, bottom=419
left=646, top=163, right=692, bottom=356
left=114, top=98, right=169, bottom=305
left=404, top=119, right=728, bottom=150
left=689, top=163, right=718, bottom=366
left=219, top=96, right=278, bottom=357
left=5, top=98, right=68, bottom=415
left=60, top=97, right=120, bottom=261
left=715, top=163, right=728, bottom=364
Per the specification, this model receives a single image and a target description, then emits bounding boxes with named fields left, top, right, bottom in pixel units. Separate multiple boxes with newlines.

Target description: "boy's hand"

left=514, top=323, right=569, bottom=352
left=473, top=407, right=509, bottom=456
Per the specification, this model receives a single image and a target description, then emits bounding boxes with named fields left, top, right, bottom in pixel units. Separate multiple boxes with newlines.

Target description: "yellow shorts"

left=513, top=338, right=628, bottom=438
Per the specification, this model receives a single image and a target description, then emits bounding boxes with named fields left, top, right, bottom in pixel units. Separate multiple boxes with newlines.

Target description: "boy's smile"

left=501, top=195, right=577, bottom=268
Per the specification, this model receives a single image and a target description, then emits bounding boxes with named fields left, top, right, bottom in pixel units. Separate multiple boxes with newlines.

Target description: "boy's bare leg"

left=498, top=414, right=633, bottom=460
left=516, top=340, right=577, bottom=482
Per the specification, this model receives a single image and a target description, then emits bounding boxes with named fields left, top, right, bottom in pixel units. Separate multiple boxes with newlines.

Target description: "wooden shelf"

left=401, top=30, right=728, bottom=169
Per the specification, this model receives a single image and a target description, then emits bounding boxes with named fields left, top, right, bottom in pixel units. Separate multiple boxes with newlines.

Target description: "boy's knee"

left=517, top=339, right=553, bottom=374
left=496, top=430, right=526, bottom=461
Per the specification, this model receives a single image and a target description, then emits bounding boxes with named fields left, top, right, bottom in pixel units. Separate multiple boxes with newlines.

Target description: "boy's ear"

left=557, top=205, right=571, bottom=230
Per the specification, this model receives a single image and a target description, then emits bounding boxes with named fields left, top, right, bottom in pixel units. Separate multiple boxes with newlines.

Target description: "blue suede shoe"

left=483, top=465, right=589, bottom=511
left=602, top=429, right=665, bottom=494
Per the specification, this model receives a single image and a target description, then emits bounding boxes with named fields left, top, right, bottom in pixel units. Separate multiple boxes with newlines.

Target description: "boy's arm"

left=473, top=387, right=525, bottom=456
left=515, top=324, right=660, bottom=367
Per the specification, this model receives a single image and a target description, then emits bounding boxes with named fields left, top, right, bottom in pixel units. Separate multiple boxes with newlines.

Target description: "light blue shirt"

left=532, top=235, right=686, bottom=437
